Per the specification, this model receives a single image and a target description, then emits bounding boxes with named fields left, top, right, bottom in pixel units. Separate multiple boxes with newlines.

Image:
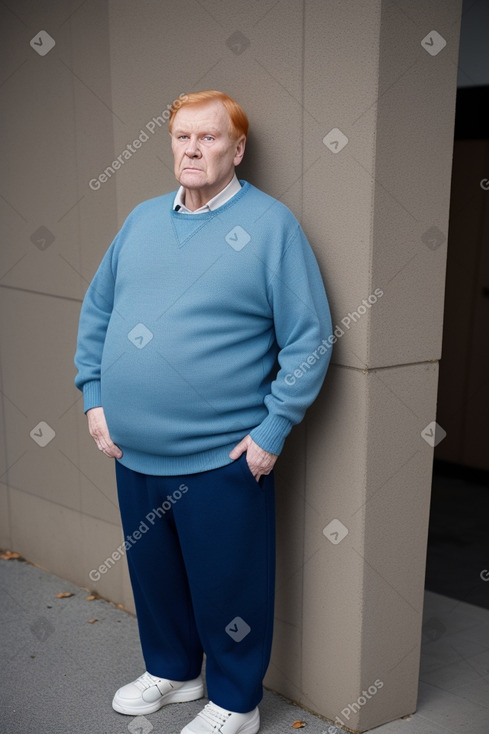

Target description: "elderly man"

left=75, top=90, right=332, bottom=734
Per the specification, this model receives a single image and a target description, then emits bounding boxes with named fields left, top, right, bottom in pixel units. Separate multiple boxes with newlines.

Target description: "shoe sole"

left=237, top=709, right=260, bottom=734
left=112, top=680, right=204, bottom=716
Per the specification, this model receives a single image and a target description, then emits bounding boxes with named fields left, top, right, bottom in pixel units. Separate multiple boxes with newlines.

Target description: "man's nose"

left=185, top=137, right=201, bottom=157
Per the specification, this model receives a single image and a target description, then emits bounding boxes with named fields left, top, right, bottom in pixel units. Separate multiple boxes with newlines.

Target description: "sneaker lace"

left=135, top=671, right=169, bottom=693
left=198, top=702, right=231, bottom=730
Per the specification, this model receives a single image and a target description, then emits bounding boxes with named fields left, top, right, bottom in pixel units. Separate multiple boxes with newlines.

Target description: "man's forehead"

left=172, top=101, right=231, bottom=132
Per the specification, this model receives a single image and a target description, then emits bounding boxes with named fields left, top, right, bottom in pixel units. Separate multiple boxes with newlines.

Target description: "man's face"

left=171, top=101, right=245, bottom=203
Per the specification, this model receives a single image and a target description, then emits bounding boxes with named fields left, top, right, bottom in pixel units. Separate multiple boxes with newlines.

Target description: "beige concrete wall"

left=0, top=0, right=133, bottom=606
left=0, top=1, right=461, bottom=731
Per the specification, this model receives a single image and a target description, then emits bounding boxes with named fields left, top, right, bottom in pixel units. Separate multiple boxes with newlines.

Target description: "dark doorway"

left=425, top=84, right=489, bottom=610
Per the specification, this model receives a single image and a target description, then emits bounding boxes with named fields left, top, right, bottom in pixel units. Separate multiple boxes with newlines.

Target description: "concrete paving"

left=6, top=557, right=487, bottom=733
left=0, top=557, right=346, bottom=734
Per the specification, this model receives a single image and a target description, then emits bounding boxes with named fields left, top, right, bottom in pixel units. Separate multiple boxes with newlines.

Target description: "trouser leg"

left=173, top=454, right=276, bottom=713
left=115, top=461, right=203, bottom=681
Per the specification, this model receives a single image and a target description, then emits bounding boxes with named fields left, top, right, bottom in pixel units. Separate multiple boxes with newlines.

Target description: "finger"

left=105, top=445, right=123, bottom=458
left=102, top=440, right=122, bottom=458
left=246, top=459, right=275, bottom=480
left=229, top=437, right=249, bottom=459
left=94, top=434, right=112, bottom=451
left=98, top=443, right=122, bottom=458
left=245, top=457, right=267, bottom=481
left=93, top=433, right=122, bottom=458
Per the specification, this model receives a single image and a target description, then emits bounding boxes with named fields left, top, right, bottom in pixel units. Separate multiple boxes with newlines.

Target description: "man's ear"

left=233, top=136, right=246, bottom=166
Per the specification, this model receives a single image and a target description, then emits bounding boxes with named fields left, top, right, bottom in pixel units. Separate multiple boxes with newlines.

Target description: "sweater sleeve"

left=74, top=238, right=118, bottom=413
left=249, top=223, right=333, bottom=455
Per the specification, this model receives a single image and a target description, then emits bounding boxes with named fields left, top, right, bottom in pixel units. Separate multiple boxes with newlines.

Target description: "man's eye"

left=203, top=136, right=214, bottom=142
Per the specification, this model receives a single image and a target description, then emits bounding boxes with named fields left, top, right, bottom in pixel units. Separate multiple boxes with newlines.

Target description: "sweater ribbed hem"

left=82, top=380, right=102, bottom=413
left=115, top=441, right=241, bottom=477
left=249, top=414, right=293, bottom=455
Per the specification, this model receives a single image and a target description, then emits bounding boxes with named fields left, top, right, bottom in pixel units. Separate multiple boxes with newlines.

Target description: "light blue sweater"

left=75, top=181, right=333, bottom=475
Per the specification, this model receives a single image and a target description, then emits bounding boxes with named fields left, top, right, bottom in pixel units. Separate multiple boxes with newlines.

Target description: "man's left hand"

left=229, top=435, right=278, bottom=482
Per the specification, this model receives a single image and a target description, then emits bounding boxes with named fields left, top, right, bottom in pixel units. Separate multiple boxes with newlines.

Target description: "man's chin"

left=180, top=170, right=205, bottom=180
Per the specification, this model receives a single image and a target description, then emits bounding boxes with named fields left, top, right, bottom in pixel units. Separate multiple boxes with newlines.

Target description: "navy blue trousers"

left=115, top=454, right=275, bottom=713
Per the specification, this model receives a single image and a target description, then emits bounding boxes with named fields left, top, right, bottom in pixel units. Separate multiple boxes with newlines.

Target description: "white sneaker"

left=112, top=671, right=204, bottom=715
left=181, top=701, right=260, bottom=734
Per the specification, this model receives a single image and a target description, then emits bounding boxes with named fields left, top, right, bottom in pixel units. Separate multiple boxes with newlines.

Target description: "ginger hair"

left=169, top=90, right=249, bottom=140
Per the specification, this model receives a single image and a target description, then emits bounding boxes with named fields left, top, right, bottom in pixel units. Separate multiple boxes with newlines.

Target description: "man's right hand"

left=86, top=407, right=123, bottom=459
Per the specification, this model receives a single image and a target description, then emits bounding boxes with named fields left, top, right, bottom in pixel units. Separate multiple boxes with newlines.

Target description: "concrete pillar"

left=0, top=2, right=461, bottom=731
left=265, top=2, right=462, bottom=730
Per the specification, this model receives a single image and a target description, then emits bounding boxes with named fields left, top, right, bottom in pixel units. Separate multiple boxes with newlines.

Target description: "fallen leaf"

left=292, top=722, right=306, bottom=729
left=85, top=595, right=96, bottom=601
left=88, top=618, right=98, bottom=624
left=0, top=550, right=21, bottom=560
left=55, top=592, right=73, bottom=598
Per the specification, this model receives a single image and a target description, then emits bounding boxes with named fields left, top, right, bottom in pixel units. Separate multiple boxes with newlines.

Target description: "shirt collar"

left=173, top=173, right=241, bottom=213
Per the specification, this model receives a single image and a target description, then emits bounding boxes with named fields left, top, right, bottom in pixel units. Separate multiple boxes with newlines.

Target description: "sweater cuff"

left=249, top=414, right=293, bottom=456
left=82, top=380, right=102, bottom=413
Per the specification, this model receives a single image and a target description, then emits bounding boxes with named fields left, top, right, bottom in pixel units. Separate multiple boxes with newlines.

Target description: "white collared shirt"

left=173, top=173, right=241, bottom=213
